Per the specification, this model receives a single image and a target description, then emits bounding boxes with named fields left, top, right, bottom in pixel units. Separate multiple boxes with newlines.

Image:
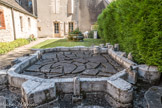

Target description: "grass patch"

left=32, top=39, right=105, bottom=49
left=0, top=39, right=30, bottom=54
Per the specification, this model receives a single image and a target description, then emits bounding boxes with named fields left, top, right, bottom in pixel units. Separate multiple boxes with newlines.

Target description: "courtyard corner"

left=0, top=0, right=162, bottom=108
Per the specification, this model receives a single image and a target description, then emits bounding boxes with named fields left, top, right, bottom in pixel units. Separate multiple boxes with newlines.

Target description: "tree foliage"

left=97, top=0, right=162, bottom=72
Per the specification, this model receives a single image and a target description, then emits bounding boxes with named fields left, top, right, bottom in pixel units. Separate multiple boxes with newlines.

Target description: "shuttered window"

left=28, top=18, right=31, bottom=29
left=0, top=10, right=5, bottom=29
left=51, top=0, right=60, bottom=14
left=20, top=16, right=23, bottom=31
left=69, top=22, right=74, bottom=33
left=68, top=0, right=74, bottom=14
left=54, top=22, right=60, bottom=33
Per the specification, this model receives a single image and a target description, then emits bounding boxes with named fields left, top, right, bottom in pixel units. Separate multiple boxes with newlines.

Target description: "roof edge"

left=0, top=0, right=37, bottom=18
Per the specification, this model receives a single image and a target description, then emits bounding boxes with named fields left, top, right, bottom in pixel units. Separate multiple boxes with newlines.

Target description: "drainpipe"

left=11, top=8, right=16, bottom=40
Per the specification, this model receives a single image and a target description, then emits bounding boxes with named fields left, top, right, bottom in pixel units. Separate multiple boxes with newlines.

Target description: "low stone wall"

left=106, top=44, right=161, bottom=84
left=0, top=70, right=8, bottom=90
left=3, top=45, right=161, bottom=108
left=0, top=43, right=159, bottom=108
left=108, top=49, right=136, bottom=68
left=138, top=65, right=161, bottom=84
left=5, top=46, right=134, bottom=108
left=20, top=71, right=132, bottom=108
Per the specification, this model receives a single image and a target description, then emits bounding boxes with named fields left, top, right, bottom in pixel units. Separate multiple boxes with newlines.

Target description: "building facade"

left=36, top=0, right=79, bottom=38
left=35, top=0, right=108, bottom=38
left=0, top=0, right=37, bottom=42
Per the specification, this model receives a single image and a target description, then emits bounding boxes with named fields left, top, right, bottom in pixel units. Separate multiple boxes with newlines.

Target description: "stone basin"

left=6, top=46, right=135, bottom=108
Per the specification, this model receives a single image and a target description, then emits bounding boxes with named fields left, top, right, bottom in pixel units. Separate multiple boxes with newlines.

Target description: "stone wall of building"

left=79, top=0, right=107, bottom=32
left=0, top=4, right=37, bottom=42
left=37, top=0, right=79, bottom=38
left=37, top=0, right=107, bottom=38
left=0, top=5, right=14, bottom=42
left=13, top=10, right=37, bottom=39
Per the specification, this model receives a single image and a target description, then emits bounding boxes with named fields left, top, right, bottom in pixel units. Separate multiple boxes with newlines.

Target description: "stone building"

left=35, top=0, right=108, bottom=38
left=0, top=0, right=37, bottom=42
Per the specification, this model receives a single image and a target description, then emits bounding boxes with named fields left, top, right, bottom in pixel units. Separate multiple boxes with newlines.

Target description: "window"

left=0, top=10, right=5, bottom=29
left=38, top=27, right=41, bottom=31
left=16, top=0, right=22, bottom=5
left=51, top=0, right=60, bottom=14
left=28, top=1, right=32, bottom=8
left=20, top=16, right=23, bottom=31
left=54, top=22, right=60, bottom=33
left=28, top=18, right=31, bottom=29
left=68, top=0, right=74, bottom=14
left=69, top=22, right=74, bottom=33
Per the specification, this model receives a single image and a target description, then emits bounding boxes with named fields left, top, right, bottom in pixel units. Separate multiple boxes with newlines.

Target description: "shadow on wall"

left=79, top=0, right=106, bottom=32
left=88, top=0, right=106, bottom=23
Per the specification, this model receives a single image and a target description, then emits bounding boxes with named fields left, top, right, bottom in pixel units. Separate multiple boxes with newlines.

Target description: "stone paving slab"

left=145, top=86, right=162, bottom=108
left=82, top=69, right=99, bottom=76
left=21, top=51, right=123, bottom=79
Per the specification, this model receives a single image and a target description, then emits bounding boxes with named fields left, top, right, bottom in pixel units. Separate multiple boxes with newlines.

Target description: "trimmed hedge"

left=0, top=39, right=30, bottom=54
left=98, top=0, right=162, bottom=72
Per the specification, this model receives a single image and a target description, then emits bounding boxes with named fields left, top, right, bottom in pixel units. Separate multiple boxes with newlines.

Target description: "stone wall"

left=0, top=5, right=14, bottom=42
left=37, top=0, right=79, bottom=38
left=13, top=10, right=37, bottom=39
left=36, top=0, right=107, bottom=38
left=6, top=46, right=133, bottom=108
left=0, top=4, right=37, bottom=42
left=79, top=0, right=107, bottom=32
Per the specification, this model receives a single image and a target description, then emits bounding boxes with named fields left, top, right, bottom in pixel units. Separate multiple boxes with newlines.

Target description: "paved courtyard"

left=22, top=51, right=124, bottom=79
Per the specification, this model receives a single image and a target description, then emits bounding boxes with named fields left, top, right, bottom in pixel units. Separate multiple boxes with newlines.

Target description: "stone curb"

left=21, top=80, right=56, bottom=107
left=107, top=44, right=161, bottom=84
left=0, top=70, right=8, bottom=86
left=138, top=65, right=161, bottom=84
left=7, top=46, right=133, bottom=108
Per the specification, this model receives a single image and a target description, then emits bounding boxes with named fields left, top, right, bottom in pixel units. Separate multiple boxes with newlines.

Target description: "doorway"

left=54, top=22, right=60, bottom=37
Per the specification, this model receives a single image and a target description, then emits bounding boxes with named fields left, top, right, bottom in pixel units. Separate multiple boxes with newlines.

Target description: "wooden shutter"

left=0, top=10, right=6, bottom=29
left=56, top=0, right=60, bottom=13
left=68, top=0, right=74, bottom=14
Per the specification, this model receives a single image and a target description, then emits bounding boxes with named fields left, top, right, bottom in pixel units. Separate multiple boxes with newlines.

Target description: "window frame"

left=54, top=22, right=60, bottom=34
left=69, top=22, right=74, bottom=33
left=20, top=16, right=23, bottom=32
left=0, top=10, right=6, bottom=30
left=28, top=17, right=31, bottom=29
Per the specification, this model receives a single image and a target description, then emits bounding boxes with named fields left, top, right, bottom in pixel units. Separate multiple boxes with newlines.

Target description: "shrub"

left=0, top=39, right=30, bottom=54
left=69, top=28, right=82, bottom=34
left=92, top=22, right=99, bottom=31
left=68, top=28, right=83, bottom=41
left=97, top=0, right=162, bottom=72
left=27, top=34, right=36, bottom=42
left=88, top=30, right=94, bottom=38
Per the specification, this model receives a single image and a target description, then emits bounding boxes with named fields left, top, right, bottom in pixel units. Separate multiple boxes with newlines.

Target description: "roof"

left=0, top=0, right=36, bottom=18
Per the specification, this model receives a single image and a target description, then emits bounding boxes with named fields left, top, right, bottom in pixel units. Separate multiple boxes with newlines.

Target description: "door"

left=69, top=22, right=74, bottom=33
left=54, top=22, right=60, bottom=37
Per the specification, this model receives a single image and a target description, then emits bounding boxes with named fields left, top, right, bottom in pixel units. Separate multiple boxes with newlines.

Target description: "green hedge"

left=0, top=39, right=30, bottom=54
left=98, top=0, right=162, bottom=72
